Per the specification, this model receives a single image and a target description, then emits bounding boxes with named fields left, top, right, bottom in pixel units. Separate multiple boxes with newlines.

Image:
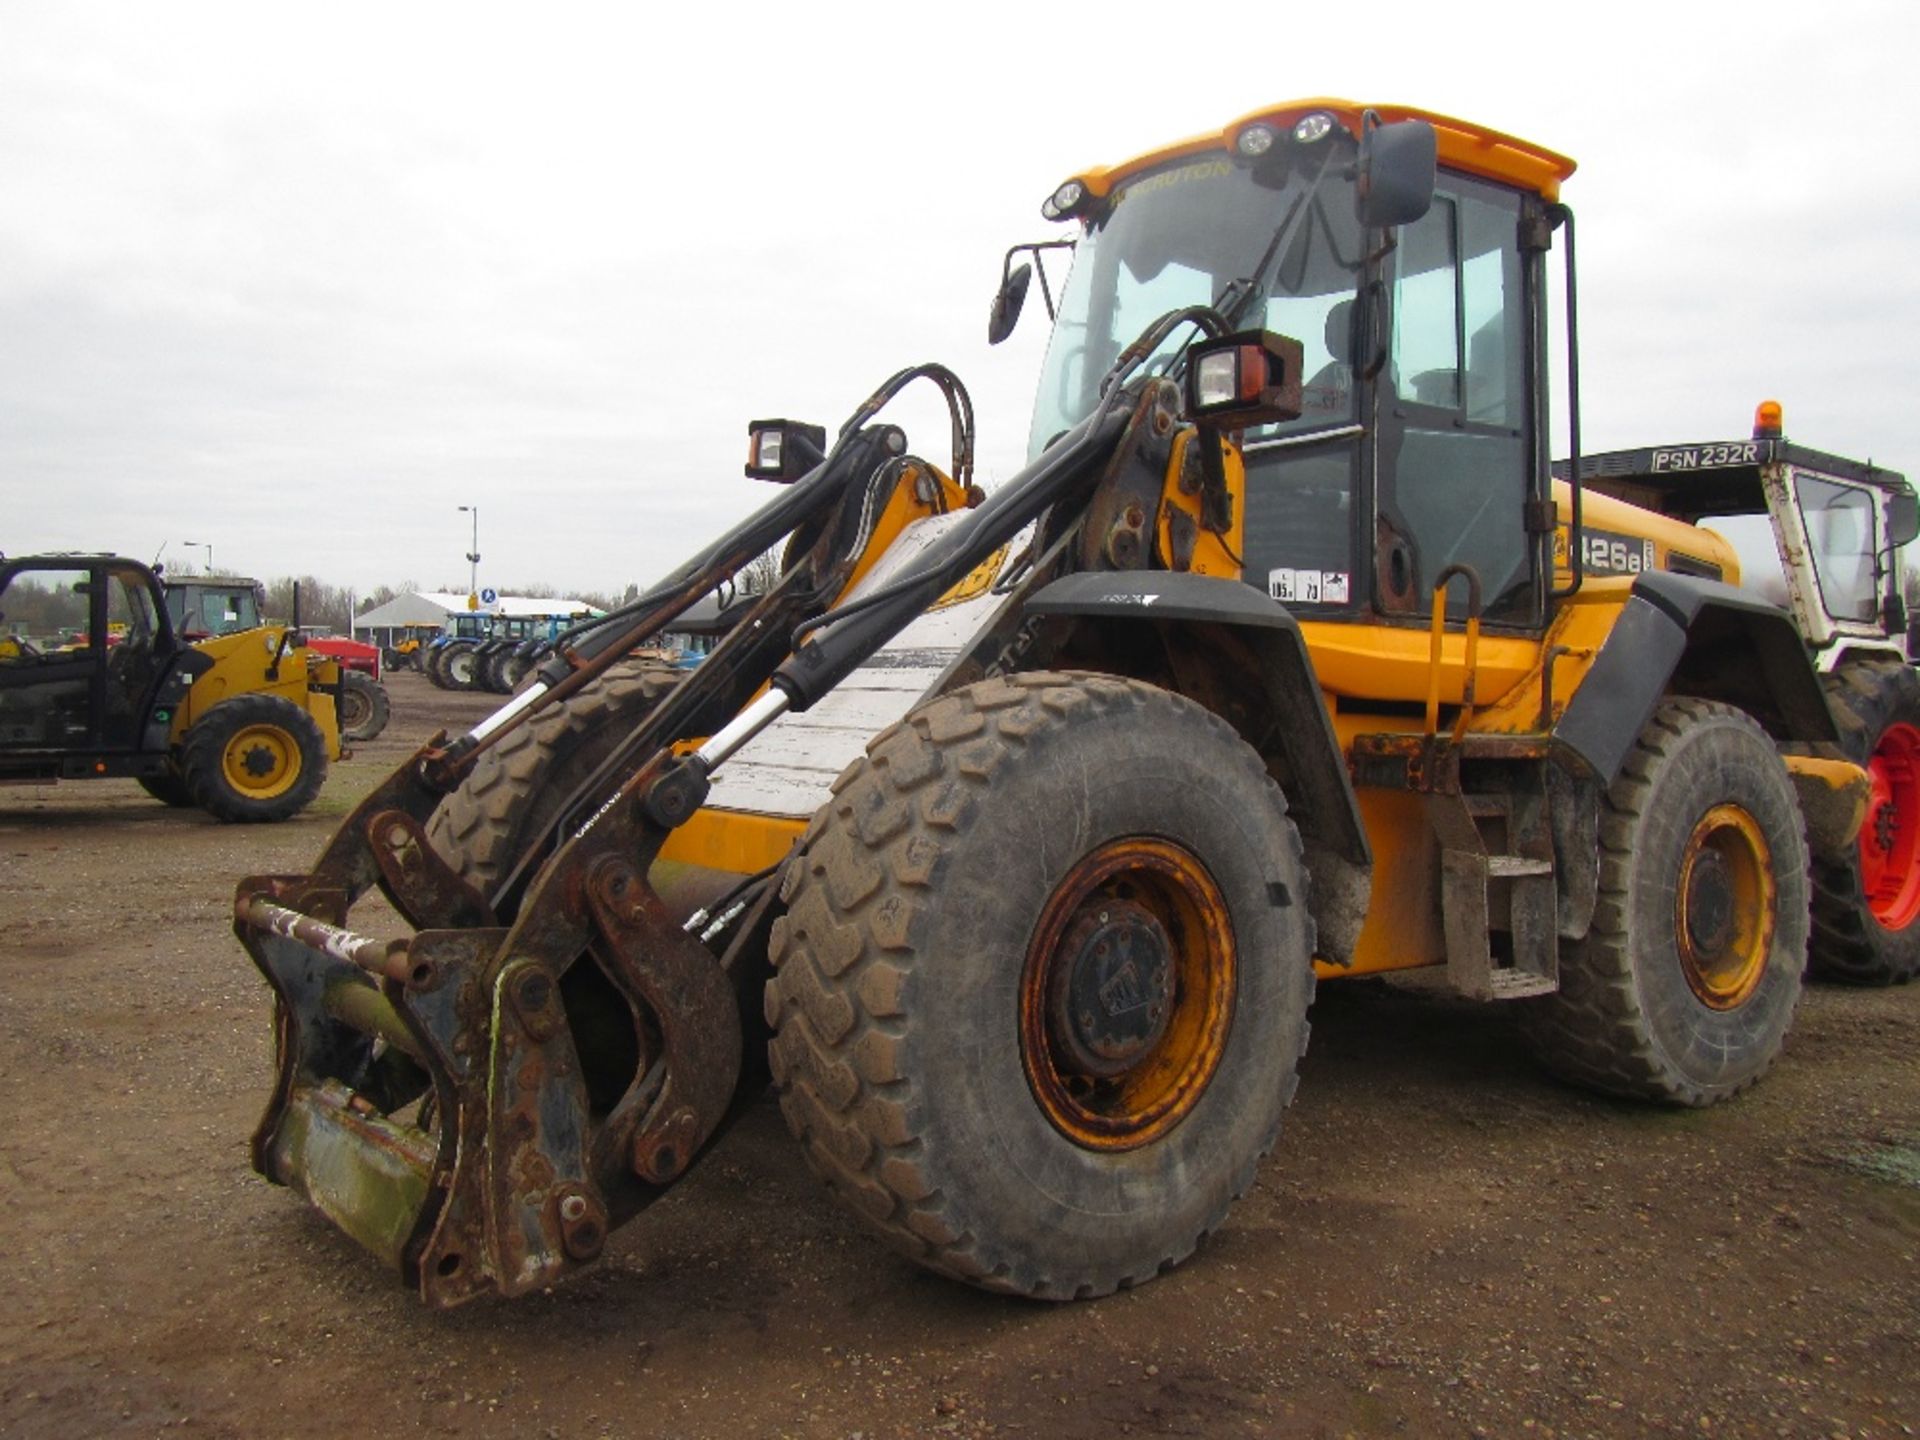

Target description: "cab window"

left=1796, top=475, right=1878, bottom=622
left=1381, top=177, right=1533, bottom=623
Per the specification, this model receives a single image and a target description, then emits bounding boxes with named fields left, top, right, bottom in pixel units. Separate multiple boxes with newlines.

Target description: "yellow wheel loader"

left=0, top=554, right=342, bottom=821
left=233, top=100, right=1909, bottom=1307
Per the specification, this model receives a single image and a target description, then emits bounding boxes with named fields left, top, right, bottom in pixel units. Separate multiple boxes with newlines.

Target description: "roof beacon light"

left=1236, top=123, right=1277, bottom=158
left=1752, top=399, right=1784, bottom=441
left=1041, top=179, right=1087, bottom=222
left=1292, top=111, right=1336, bottom=144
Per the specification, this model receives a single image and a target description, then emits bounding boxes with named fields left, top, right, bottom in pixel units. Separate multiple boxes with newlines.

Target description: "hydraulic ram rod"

left=236, top=895, right=423, bottom=987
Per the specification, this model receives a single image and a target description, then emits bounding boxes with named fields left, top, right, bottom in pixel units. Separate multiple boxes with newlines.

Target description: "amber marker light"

left=1753, top=399, right=1784, bottom=440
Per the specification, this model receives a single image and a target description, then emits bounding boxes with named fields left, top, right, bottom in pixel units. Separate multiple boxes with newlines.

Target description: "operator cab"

left=1013, top=101, right=1575, bottom=630
left=0, top=556, right=185, bottom=772
left=1565, top=414, right=1919, bottom=667
left=165, top=576, right=266, bottom=640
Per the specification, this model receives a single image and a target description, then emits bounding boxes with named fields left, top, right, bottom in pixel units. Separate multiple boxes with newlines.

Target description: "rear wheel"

left=1809, top=659, right=1920, bottom=985
left=1521, top=698, right=1807, bottom=1105
left=180, top=695, right=328, bottom=823
left=137, top=764, right=194, bottom=807
left=765, top=673, right=1315, bottom=1299
left=336, top=671, right=391, bottom=741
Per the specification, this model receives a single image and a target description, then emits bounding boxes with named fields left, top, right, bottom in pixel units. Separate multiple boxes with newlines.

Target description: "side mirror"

left=1887, top=490, right=1920, bottom=548
left=1358, top=119, right=1437, bottom=229
left=987, top=262, right=1033, bottom=345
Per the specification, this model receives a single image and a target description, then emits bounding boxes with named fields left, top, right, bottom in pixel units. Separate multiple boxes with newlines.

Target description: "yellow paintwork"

left=1060, top=99, right=1577, bottom=208
left=659, top=803, right=805, bottom=874
left=1550, top=478, right=1742, bottom=586
left=835, top=462, right=976, bottom=603
left=170, top=626, right=343, bottom=760
left=1154, top=432, right=1246, bottom=577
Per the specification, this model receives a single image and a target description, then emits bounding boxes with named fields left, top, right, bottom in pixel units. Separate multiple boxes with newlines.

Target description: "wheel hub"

left=1675, top=803, right=1774, bottom=1011
left=1682, top=848, right=1734, bottom=955
left=1860, top=722, right=1920, bottom=929
left=1019, top=837, right=1236, bottom=1152
left=1051, top=901, right=1173, bottom=1077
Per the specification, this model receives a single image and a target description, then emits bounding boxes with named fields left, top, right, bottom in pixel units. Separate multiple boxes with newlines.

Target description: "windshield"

left=1028, top=135, right=1366, bottom=458
left=167, top=584, right=262, bottom=635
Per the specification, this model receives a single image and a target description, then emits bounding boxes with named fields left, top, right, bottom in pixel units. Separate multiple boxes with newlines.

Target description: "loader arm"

left=231, top=344, right=1195, bottom=1305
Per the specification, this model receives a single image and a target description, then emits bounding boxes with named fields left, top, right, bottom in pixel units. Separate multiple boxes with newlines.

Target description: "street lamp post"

left=457, top=505, right=480, bottom=601
left=182, top=539, right=213, bottom=574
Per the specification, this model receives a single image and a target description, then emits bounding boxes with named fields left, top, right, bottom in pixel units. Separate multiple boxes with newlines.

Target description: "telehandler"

left=0, top=553, right=342, bottom=820
left=232, top=99, right=1915, bottom=1307
left=164, top=572, right=391, bottom=741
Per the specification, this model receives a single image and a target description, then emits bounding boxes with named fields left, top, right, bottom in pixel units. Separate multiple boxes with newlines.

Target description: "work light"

left=744, top=419, right=827, bottom=483
left=1186, top=331, right=1305, bottom=429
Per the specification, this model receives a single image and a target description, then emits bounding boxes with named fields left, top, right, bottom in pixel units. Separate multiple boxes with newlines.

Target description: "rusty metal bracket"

left=580, top=854, right=742, bottom=1189
left=367, top=807, right=496, bottom=931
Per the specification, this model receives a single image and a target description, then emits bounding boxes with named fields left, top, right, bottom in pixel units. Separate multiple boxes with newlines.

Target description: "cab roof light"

left=1235, top=123, right=1278, bottom=158
left=1040, top=178, right=1091, bottom=223
left=745, top=419, right=828, bottom=483
left=1753, top=399, right=1784, bottom=441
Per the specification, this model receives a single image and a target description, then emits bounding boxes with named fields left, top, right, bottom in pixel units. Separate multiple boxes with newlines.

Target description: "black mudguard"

left=1022, top=570, right=1369, bottom=870
left=1554, top=570, right=1837, bottom=785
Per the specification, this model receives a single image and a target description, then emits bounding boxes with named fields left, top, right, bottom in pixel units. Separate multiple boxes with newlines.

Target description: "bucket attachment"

left=234, top=751, right=743, bottom=1307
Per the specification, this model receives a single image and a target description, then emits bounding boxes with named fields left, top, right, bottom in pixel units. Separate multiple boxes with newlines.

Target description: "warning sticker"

left=1268, top=568, right=1350, bottom=605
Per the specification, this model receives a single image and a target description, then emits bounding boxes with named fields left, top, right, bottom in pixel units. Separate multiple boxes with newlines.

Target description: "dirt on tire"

left=2, top=670, right=1916, bottom=1440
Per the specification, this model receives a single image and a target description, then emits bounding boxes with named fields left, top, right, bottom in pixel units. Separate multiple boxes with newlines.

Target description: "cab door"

left=0, top=562, right=110, bottom=752
left=1374, top=172, right=1541, bottom=626
left=0, top=561, right=173, bottom=755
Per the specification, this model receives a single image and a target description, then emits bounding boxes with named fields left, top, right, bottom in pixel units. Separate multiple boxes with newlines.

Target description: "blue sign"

left=479, top=587, right=498, bottom=605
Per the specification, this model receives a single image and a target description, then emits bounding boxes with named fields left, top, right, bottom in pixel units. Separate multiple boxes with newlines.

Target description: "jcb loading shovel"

left=233, top=362, right=1154, bottom=1303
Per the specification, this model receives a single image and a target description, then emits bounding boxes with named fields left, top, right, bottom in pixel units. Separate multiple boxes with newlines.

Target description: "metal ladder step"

left=1486, top=855, right=1553, bottom=878
left=1485, top=970, right=1559, bottom=1000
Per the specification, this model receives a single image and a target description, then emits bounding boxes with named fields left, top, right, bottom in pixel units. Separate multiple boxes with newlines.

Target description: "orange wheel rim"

left=1019, top=838, right=1235, bottom=1151
left=1674, top=804, right=1774, bottom=1010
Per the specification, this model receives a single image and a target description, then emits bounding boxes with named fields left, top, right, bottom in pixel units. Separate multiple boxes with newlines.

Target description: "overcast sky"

left=4, top=1, right=1916, bottom=601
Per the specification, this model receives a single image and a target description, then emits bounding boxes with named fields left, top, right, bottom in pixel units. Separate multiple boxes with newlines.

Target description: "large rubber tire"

left=443, top=644, right=481, bottom=691
left=336, top=671, right=391, bottom=742
left=482, top=649, right=516, bottom=694
left=137, top=764, right=195, bottom=808
left=180, top=694, right=328, bottom=823
left=1808, top=659, right=1920, bottom=985
left=765, top=672, right=1316, bottom=1300
left=425, top=659, right=681, bottom=907
left=424, top=645, right=452, bottom=688
left=1521, top=698, right=1808, bottom=1106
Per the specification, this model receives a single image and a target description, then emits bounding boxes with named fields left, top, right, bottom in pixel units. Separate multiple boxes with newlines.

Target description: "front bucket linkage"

left=234, top=747, right=742, bottom=1307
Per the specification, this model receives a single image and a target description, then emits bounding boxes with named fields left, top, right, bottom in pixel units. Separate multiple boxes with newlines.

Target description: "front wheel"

left=766, top=673, right=1315, bottom=1299
left=1521, top=698, right=1808, bottom=1105
left=180, top=695, right=328, bottom=823
left=1809, top=659, right=1920, bottom=985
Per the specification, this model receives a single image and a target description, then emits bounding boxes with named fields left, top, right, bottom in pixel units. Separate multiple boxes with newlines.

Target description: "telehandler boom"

left=234, top=100, right=1911, bottom=1307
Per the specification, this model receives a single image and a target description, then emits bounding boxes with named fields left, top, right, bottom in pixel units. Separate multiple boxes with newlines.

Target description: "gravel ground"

left=1, top=671, right=1915, bottom=1439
